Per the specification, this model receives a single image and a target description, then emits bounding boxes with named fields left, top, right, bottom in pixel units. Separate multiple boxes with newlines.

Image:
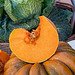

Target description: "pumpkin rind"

left=43, top=60, right=73, bottom=75
left=57, top=41, right=75, bottom=53
left=50, top=52, right=75, bottom=74
left=4, top=61, right=27, bottom=75
left=4, top=57, right=24, bottom=71
left=15, top=64, right=32, bottom=75
left=29, top=63, right=47, bottom=75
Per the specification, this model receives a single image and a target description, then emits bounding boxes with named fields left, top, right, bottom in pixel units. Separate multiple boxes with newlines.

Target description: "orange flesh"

left=9, top=16, right=59, bottom=63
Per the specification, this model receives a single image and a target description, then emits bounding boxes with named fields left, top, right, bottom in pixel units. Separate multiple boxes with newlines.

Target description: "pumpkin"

left=9, top=16, right=59, bottom=63
left=4, top=41, right=75, bottom=75
left=0, top=50, right=9, bottom=73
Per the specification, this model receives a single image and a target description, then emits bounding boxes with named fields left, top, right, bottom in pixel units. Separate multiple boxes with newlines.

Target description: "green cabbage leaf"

left=48, top=7, right=73, bottom=41
left=4, top=0, right=43, bottom=21
left=4, top=0, right=55, bottom=21
left=0, top=0, right=73, bottom=42
left=0, top=0, right=4, bottom=20
left=0, top=14, right=39, bottom=42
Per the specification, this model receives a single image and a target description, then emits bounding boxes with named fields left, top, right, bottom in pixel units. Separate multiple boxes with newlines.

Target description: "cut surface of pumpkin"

left=9, top=16, right=59, bottom=63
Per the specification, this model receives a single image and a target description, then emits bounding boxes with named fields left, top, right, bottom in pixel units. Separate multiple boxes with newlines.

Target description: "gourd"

left=9, top=16, right=59, bottom=63
left=4, top=41, right=75, bottom=75
left=0, top=50, right=9, bottom=73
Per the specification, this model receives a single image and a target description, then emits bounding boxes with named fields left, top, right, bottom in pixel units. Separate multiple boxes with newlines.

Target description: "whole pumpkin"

left=4, top=41, right=75, bottom=75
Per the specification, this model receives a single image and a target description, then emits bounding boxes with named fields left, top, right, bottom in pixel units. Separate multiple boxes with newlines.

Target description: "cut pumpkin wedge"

left=9, top=16, right=59, bottom=63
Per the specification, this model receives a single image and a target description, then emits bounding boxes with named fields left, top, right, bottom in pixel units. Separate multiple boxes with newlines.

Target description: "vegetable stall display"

left=4, top=16, right=75, bottom=75
left=0, top=0, right=73, bottom=42
left=0, top=0, right=75, bottom=75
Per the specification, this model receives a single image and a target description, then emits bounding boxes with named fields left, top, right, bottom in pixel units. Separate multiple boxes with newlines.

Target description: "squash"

left=0, top=50, right=9, bottom=73
left=4, top=58, right=27, bottom=75
left=4, top=42, right=75, bottom=75
left=9, top=16, right=59, bottom=63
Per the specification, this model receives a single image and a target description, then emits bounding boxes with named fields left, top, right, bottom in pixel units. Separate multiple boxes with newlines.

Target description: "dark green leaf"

left=4, top=0, right=42, bottom=21
left=48, top=7, right=73, bottom=41
left=0, top=0, right=4, bottom=20
left=0, top=14, right=39, bottom=42
left=42, top=0, right=55, bottom=16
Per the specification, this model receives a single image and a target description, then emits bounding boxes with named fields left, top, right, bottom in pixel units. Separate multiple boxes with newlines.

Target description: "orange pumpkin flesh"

left=9, top=16, right=59, bottom=63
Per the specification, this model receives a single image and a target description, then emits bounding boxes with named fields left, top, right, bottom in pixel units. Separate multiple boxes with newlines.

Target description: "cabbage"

left=4, top=0, right=55, bottom=21
left=0, top=0, right=55, bottom=42
left=0, top=0, right=73, bottom=42
left=4, top=0, right=42, bottom=21
left=0, top=0, right=4, bottom=20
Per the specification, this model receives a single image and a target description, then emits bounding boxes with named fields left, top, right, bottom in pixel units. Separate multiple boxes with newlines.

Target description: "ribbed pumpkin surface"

left=4, top=42, right=75, bottom=75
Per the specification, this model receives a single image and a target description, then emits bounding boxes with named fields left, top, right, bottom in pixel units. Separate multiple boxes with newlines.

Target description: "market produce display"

left=0, top=0, right=75, bottom=75
left=4, top=42, right=75, bottom=75
left=0, top=0, right=73, bottom=42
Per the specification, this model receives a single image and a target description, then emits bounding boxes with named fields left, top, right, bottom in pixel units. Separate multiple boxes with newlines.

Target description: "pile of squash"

left=0, top=16, right=75, bottom=75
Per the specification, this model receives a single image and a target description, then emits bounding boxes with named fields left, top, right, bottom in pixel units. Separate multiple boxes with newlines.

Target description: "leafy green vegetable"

left=0, top=1, right=73, bottom=42
left=0, top=14, right=39, bottom=42
left=0, top=0, right=4, bottom=20
left=4, top=0, right=55, bottom=21
left=48, top=7, right=73, bottom=41
left=4, top=0, right=43, bottom=21
left=1, top=0, right=55, bottom=42
left=42, top=0, right=55, bottom=16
